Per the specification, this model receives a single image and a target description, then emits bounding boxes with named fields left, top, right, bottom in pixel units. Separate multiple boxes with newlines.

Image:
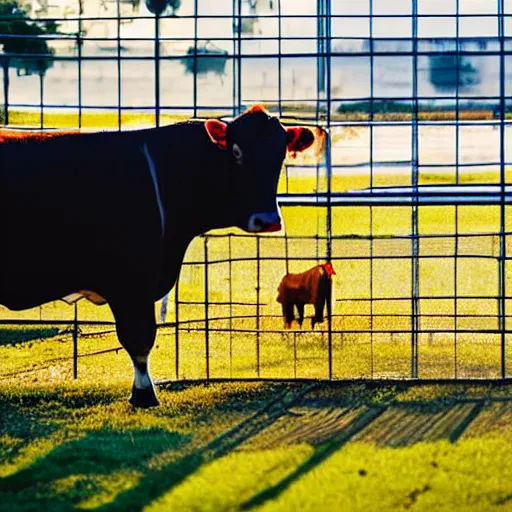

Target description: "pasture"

left=1, top=381, right=512, bottom=511
left=2, top=165, right=512, bottom=383
left=2, top=176, right=512, bottom=512
left=1, top=112, right=512, bottom=510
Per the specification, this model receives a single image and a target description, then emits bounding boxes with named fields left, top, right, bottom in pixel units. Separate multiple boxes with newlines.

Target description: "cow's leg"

left=111, top=299, right=159, bottom=408
left=282, top=302, right=294, bottom=329
left=325, top=279, right=333, bottom=326
left=312, top=298, right=325, bottom=329
left=296, top=302, right=305, bottom=328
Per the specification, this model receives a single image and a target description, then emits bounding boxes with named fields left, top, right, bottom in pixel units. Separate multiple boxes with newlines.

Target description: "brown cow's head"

left=205, top=105, right=317, bottom=233
left=324, top=262, right=336, bottom=276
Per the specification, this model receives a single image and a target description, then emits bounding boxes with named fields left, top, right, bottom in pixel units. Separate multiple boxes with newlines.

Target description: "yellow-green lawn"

left=2, top=381, right=512, bottom=511
left=2, top=112, right=512, bottom=511
left=1, top=111, right=512, bottom=382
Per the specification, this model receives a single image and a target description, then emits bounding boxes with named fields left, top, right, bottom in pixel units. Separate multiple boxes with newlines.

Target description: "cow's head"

left=204, top=105, right=317, bottom=233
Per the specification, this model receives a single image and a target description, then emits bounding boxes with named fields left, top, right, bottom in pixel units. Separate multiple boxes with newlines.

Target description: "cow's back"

left=1, top=130, right=156, bottom=231
left=0, top=130, right=162, bottom=304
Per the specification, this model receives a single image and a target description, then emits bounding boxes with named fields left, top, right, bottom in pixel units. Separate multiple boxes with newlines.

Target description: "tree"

left=167, top=0, right=181, bottom=15
left=145, top=0, right=181, bottom=16
left=0, top=0, right=58, bottom=76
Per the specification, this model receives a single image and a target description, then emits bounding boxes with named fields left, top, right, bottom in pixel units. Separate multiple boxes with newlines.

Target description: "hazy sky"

left=155, top=0, right=511, bottom=39
left=173, top=0, right=511, bottom=16
left=45, top=0, right=511, bottom=41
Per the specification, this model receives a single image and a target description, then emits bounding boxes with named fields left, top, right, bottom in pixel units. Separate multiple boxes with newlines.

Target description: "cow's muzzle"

left=247, top=212, right=282, bottom=233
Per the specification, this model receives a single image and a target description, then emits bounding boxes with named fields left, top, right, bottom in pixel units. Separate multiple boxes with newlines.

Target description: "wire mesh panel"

left=0, top=0, right=511, bottom=383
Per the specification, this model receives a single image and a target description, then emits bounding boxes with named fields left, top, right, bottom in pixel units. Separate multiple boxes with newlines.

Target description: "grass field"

left=1, top=381, right=512, bottom=511
left=2, top=196, right=512, bottom=383
left=1, top=111, right=512, bottom=381
left=1, top=111, right=512, bottom=509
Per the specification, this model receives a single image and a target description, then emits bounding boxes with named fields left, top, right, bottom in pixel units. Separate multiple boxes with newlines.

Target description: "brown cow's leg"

left=312, top=278, right=330, bottom=329
left=296, top=302, right=305, bottom=328
left=326, top=278, right=333, bottom=327
left=111, top=299, right=159, bottom=408
left=282, top=303, right=294, bottom=329
left=312, top=298, right=325, bottom=329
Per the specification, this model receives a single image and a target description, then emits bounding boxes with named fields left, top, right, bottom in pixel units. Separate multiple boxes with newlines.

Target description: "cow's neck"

left=142, top=123, right=235, bottom=235
left=139, top=123, right=235, bottom=297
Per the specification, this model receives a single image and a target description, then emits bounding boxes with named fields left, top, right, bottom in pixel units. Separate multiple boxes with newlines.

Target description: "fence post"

left=318, top=0, right=334, bottom=380
left=410, top=0, right=420, bottom=379
left=498, top=0, right=507, bottom=378
left=325, top=131, right=333, bottom=380
left=2, top=56, right=9, bottom=125
left=175, top=278, right=180, bottom=380
left=228, top=234, right=233, bottom=377
left=39, top=72, right=44, bottom=128
left=77, top=3, right=82, bottom=128
left=73, top=302, right=78, bottom=379
left=204, top=236, right=210, bottom=381
left=256, top=235, right=261, bottom=377
left=154, top=12, right=161, bottom=127
left=294, top=332, right=297, bottom=379
left=193, top=0, right=198, bottom=117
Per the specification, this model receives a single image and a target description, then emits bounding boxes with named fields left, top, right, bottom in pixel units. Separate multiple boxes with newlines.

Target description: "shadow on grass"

left=0, top=327, right=61, bottom=346
left=0, top=428, right=189, bottom=511
left=0, top=382, right=495, bottom=511
left=0, top=401, right=61, bottom=466
left=0, top=388, right=129, bottom=470
left=95, top=386, right=313, bottom=512
left=241, top=406, right=384, bottom=510
left=0, top=386, right=126, bottom=409
left=241, top=395, right=486, bottom=510
left=0, top=427, right=188, bottom=490
left=0, top=385, right=311, bottom=512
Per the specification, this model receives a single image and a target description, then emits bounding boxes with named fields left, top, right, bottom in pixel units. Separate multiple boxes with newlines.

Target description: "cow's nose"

left=247, top=212, right=282, bottom=233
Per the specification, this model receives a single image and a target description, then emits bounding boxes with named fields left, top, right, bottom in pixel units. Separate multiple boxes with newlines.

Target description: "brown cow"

left=277, top=262, right=336, bottom=329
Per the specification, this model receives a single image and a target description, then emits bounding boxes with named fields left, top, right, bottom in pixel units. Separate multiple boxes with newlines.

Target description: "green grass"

left=1, top=382, right=512, bottom=511
left=2, top=179, right=512, bottom=383
left=3, top=110, right=187, bottom=129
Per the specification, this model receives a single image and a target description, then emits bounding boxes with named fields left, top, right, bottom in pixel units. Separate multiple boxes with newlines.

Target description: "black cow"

left=277, top=262, right=335, bottom=329
left=0, top=106, right=317, bottom=407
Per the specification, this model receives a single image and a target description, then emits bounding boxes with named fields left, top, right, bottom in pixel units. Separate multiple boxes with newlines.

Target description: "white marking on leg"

left=140, top=142, right=165, bottom=237
left=132, top=356, right=153, bottom=390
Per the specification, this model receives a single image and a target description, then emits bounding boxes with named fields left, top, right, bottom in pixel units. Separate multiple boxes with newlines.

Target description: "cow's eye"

left=232, top=143, right=243, bottom=165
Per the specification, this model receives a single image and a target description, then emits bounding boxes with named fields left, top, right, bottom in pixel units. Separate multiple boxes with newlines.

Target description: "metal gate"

left=1, top=0, right=511, bottom=381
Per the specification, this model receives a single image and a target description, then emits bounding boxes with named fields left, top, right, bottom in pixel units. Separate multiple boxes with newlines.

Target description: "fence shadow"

left=0, top=384, right=314, bottom=511
left=0, top=382, right=503, bottom=510
left=0, top=428, right=189, bottom=496
left=241, top=394, right=487, bottom=510
left=241, top=406, right=384, bottom=510
left=94, top=385, right=315, bottom=511
left=0, top=327, right=60, bottom=346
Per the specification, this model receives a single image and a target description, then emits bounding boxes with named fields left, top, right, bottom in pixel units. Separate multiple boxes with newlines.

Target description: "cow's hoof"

left=129, top=386, right=160, bottom=408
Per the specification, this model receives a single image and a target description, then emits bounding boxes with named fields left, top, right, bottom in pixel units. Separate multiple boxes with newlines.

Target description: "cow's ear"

left=286, top=127, right=315, bottom=153
left=205, top=119, right=228, bottom=150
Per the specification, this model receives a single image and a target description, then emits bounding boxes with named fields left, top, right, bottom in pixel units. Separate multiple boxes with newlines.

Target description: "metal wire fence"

left=0, top=0, right=511, bottom=382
